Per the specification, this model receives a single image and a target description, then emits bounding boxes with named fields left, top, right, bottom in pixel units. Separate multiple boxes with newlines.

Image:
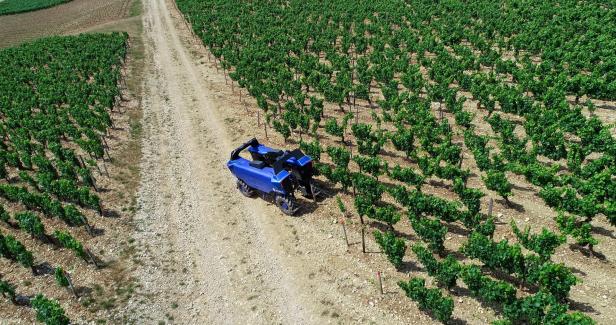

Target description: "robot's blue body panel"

left=247, top=144, right=282, bottom=157
left=226, top=157, right=290, bottom=194
left=288, top=155, right=312, bottom=167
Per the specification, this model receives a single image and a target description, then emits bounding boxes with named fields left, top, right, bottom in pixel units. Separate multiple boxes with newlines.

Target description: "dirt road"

left=123, top=0, right=411, bottom=324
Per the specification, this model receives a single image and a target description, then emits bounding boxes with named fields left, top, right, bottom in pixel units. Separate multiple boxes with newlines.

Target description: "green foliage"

left=540, top=186, right=600, bottom=221
left=511, top=221, right=565, bottom=261
left=476, top=216, right=496, bottom=238
left=0, top=0, right=70, bottom=16
left=0, top=233, right=34, bottom=268
left=398, top=277, right=454, bottom=323
left=389, top=165, right=425, bottom=189
left=566, top=143, right=584, bottom=174
left=177, top=3, right=616, bottom=312
left=521, top=162, right=560, bottom=187
left=483, top=170, right=512, bottom=202
left=326, top=146, right=351, bottom=168
left=299, top=139, right=322, bottom=162
left=389, top=185, right=461, bottom=224
left=465, top=231, right=577, bottom=299
left=54, top=267, right=70, bottom=288
left=0, top=33, right=125, bottom=288
left=353, top=194, right=373, bottom=218
left=453, top=178, right=484, bottom=215
left=370, top=204, right=401, bottom=226
left=353, top=155, right=387, bottom=179
left=464, top=129, right=492, bottom=171
left=335, top=196, right=346, bottom=214
left=462, top=231, right=525, bottom=276
left=504, top=291, right=594, bottom=325
left=390, top=125, right=415, bottom=158
left=352, top=123, right=387, bottom=156
left=460, top=265, right=517, bottom=305
left=555, top=213, right=598, bottom=248
left=15, top=212, right=46, bottom=238
left=373, top=230, right=406, bottom=269
left=53, top=230, right=87, bottom=260
left=31, top=294, right=70, bottom=325
left=353, top=173, right=383, bottom=202
left=272, top=119, right=291, bottom=141
left=526, top=256, right=578, bottom=301
left=412, top=244, right=461, bottom=289
left=410, top=217, right=447, bottom=255
left=0, top=205, right=10, bottom=223
left=324, top=113, right=353, bottom=142
left=0, top=280, right=16, bottom=302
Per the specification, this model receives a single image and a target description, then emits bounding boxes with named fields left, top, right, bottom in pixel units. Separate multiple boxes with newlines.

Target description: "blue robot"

left=227, top=138, right=319, bottom=215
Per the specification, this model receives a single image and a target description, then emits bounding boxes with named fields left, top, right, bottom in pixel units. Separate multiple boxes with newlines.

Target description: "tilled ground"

left=0, top=0, right=134, bottom=47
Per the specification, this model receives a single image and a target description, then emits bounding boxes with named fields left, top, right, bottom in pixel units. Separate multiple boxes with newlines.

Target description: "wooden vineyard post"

left=310, top=182, right=317, bottom=204
left=86, top=249, right=100, bottom=269
left=64, top=271, right=78, bottom=299
left=264, top=119, right=268, bottom=139
left=488, top=197, right=494, bottom=216
left=257, top=110, right=261, bottom=127
left=84, top=155, right=102, bottom=175
left=340, top=219, right=349, bottom=249
left=348, top=140, right=353, bottom=159
left=102, top=135, right=109, bottom=150
left=77, top=156, right=86, bottom=168
left=376, top=271, right=384, bottom=294
left=91, top=175, right=98, bottom=192
left=103, top=140, right=112, bottom=161
left=102, top=160, right=109, bottom=177
left=81, top=215, right=94, bottom=237
left=354, top=97, right=358, bottom=125
left=361, top=227, right=366, bottom=253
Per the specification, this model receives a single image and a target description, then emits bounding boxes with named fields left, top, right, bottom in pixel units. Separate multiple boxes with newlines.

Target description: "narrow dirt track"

left=129, top=0, right=314, bottom=322
left=124, top=0, right=410, bottom=323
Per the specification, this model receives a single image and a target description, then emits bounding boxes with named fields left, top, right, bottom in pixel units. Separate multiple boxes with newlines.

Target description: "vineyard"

left=0, top=0, right=71, bottom=16
left=175, top=0, right=615, bottom=323
left=0, top=33, right=129, bottom=324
